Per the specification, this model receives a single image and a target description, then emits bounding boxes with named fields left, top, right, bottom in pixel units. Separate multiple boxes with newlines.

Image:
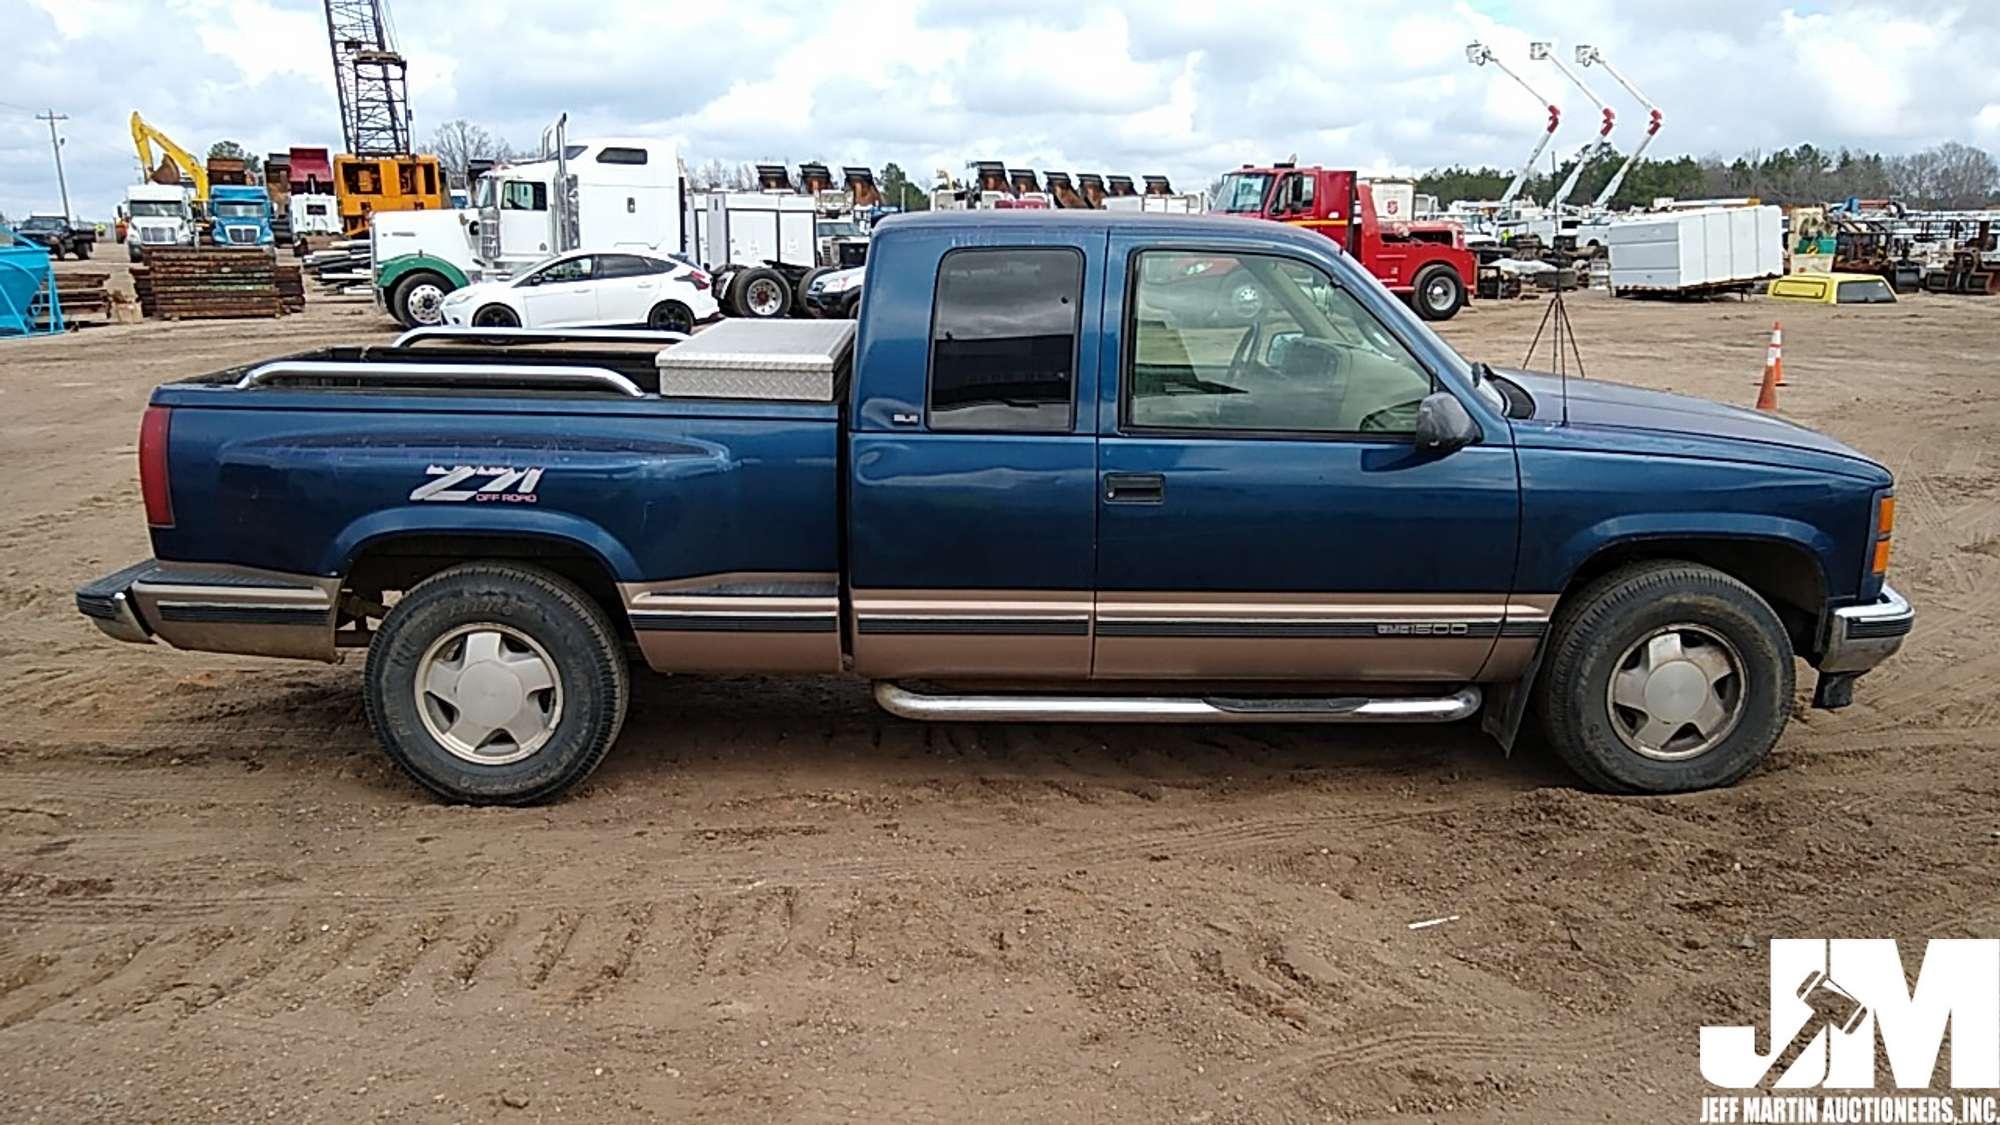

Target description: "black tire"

left=1411, top=264, right=1466, bottom=321
left=729, top=266, right=791, bottom=318
left=363, top=563, right=629, bottom=805
left=1536, top=561, right=1794, bottom=795
left=75, top=242, right=92, bottom=260
left=796, top=267, right=834, bottom=316
left=646, top=300, right=694, bottom=333
left=471, top=303, right=520, bottom=328
left=390, top=270, right=452, bottom=329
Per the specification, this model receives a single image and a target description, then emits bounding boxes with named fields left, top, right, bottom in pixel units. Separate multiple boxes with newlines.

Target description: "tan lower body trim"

left=1092, top=591, right=1551, bottom=682
left=621, top=572, right=840, bottom=674
left=851, top=589, right=1091, bottom=679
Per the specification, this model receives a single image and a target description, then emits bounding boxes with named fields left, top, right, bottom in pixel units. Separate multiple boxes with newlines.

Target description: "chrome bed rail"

left=234, top=360, right=648, bottom=398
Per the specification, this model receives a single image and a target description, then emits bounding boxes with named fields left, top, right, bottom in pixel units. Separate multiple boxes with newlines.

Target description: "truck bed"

left=148, top=332, right=845, bottom=593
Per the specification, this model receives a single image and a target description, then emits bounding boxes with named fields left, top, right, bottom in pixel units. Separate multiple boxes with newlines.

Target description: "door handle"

left=1103, top=472, right=1165, bottom=504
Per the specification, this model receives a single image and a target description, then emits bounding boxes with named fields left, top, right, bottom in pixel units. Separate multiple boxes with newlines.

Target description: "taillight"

left=684, top=269, right=710, bottom=291
left=139, top=405, right=173, bottom=528
left=1870, top=494, right=1895, bottom=576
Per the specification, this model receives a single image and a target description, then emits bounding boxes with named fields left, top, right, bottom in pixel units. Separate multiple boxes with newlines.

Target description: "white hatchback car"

left=440, top=251, right=719, bottom=333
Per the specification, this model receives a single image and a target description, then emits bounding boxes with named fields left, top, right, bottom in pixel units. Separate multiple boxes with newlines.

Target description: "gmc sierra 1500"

left=77, top=212, right=1912, bottom=804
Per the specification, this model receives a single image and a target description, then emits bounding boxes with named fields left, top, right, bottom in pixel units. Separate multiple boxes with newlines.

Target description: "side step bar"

left=873, top=683, right=1481, bottom=724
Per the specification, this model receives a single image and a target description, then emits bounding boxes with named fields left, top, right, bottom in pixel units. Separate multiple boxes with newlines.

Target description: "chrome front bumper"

left=76, top=558, right=342, bottom=662
left=1820, top=584, right=1914, bottom=675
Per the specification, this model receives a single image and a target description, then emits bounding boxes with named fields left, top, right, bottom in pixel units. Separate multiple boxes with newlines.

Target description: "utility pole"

left=36, top=109, right=73, bottom=222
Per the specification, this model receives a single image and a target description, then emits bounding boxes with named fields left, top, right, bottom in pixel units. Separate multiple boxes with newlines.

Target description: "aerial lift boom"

left=129, top=112, right=209, bottom=201
left=1466, top=42, right=1560, bottom=207
left=1531, top=41, right=1615, bottom=210
left=1578, top=45, right=1662, bottom=209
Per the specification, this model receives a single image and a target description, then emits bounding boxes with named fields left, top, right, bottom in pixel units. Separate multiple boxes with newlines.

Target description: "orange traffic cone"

left=1755, top=321, right=1783, bottom=412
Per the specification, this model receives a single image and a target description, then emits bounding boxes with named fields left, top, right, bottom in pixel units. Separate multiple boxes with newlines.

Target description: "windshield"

left=129, top=201, right=183, bottom=218
left=214, top=202, right=264, bottom=218
left=817, top=220, right=858, bottom=237
left=1210, top=173, right=1273, bottom=214
left=22, top=216, right=64, bottom=230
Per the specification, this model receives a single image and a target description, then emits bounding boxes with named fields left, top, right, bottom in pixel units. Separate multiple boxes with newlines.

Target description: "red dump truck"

left=1211, top=164, right=1477, bottom=321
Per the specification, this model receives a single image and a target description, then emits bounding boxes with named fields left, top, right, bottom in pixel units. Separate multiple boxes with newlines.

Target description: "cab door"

left=847, top=230, right=1103, bottom=679
left=1092, top=233, right=1521, bottom=681
left=518, top=254, right=599, bottom=327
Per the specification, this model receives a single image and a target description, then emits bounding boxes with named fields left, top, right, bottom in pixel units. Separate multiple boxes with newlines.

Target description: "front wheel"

left=1411, top=264, right=1466, bottom=321
left=75, top=242, right=92, bottom=260
left=1537, top=562, right=1793, bottom=794
left=363, top=564, right=630, bottom=805
left=471, top=303, right=520, bottom=329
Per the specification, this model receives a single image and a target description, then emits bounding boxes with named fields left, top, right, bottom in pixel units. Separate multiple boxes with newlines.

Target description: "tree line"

left=1416, top=141, right=2000, bottom=211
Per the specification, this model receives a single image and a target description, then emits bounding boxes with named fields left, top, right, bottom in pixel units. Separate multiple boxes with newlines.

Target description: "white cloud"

left=4, top=0, right=2000, bottom=222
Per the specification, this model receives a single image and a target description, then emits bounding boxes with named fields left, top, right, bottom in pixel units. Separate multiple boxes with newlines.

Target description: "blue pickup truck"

left=76, top=211, right=1912, bottom=804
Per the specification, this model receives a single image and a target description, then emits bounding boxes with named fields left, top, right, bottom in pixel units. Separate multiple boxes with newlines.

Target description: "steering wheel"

left=1225, top=319, right=1263, bottom=382
left=1358, top=396, right=1426, bottom=434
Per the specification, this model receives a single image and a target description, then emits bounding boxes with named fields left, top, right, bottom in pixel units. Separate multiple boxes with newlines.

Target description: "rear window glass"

left=1836, top=278, right=1895, bottom=304
left=927, top=248, right=1082, bottom=433
left=596, top=147, right=649, bottom=165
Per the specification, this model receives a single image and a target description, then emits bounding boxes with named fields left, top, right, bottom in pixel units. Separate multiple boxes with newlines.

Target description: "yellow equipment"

left=129, top=112, right=209, bottom=202
left=334, top=153, right=447, bottom=237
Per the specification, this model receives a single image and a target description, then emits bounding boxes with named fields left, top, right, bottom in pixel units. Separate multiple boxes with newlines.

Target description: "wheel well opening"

left=344, top=534, right=626, bottom=637
left=1566, top=537, right=1827, bottom=655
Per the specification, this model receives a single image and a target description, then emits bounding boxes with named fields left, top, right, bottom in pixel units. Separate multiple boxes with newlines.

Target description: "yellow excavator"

left=130, top=111, right=209, bottom=202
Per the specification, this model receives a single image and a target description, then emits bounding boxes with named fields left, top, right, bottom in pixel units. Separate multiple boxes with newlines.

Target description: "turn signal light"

left=1871, top=494, right=1895, bottom=575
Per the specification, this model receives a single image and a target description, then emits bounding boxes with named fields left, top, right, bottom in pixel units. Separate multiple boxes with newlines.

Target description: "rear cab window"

left=1836, top=278, right=1895, bottom=304
left=926, top=248, right=1083, bottom=433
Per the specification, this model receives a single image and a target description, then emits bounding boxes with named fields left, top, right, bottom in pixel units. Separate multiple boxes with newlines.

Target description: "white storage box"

left=1607, top=205, right=1783, bottom=292
left=654, top=318, right=855, bottom=402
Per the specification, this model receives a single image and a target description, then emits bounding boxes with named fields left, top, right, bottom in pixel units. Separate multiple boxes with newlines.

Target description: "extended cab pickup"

left=77, top=212, right=1913, bottom=804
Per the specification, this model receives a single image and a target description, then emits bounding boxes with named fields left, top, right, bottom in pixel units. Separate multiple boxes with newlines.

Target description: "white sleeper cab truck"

left=124, top=183, right=197, bottom=261
left=373, top=134, right=685, bottom=328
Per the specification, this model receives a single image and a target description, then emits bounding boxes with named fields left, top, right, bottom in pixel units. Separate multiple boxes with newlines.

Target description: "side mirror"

left=1414, top=392, right=1480, bottom=453
left=1265, top=330, right=1303, bottom=367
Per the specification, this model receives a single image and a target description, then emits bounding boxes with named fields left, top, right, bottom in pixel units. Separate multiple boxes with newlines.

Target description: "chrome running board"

left=872, top=683, right=1481, bottom=724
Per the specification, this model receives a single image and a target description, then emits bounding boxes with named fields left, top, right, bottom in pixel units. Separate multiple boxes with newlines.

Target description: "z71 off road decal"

left=409, top=465, right=545, bottom=504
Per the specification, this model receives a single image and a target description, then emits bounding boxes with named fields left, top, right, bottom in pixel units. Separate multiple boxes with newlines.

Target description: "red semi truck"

left=1210, top=164, right=1476, bottom=321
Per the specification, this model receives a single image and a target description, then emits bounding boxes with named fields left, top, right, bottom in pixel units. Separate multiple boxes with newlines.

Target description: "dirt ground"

left=2, top=266, right=1996, bottom=1124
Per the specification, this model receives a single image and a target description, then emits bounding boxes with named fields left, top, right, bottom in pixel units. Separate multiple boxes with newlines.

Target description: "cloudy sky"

left=4, top=0, right=1998, bottom=221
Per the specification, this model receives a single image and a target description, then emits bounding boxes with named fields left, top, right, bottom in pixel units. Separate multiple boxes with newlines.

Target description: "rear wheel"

left=730, top=267, right=791, bottom=318
left=471, top=303, right=520, bottom=328
left=75, top=241, right=92, bottom=260
left=647, top=300, right=694, bottom=333
left=1537, top=562, right=1793, bottom=794
left=363, top=564, right=629, bottom=805
left=390, top=270, right=450, bottom=328
left=1411, top=264, right=1466, bottom=321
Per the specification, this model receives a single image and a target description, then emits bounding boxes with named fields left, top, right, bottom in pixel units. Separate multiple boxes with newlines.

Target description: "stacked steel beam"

left=130, top=249, right=286, bottom=320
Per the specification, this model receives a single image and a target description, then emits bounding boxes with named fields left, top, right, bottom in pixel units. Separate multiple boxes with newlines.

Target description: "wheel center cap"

left=457, top=663, right=525, bottom=727
left=1643, top=661, right=1709, bottom=724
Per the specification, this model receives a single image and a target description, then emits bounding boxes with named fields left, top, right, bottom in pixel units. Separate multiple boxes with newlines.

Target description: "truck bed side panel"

left=152, top=392, right=840, bottom=586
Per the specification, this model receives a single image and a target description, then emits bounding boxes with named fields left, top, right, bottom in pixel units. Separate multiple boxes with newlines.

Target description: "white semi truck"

left=122, top=183, right=197, bottom=261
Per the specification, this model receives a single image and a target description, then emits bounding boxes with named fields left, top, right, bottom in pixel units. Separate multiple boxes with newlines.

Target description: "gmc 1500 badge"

left=409, top=465, right=544, bottom=504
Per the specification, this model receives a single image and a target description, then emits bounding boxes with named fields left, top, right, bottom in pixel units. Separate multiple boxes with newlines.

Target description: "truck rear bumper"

left=76, top=559, right=341, bottom=662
